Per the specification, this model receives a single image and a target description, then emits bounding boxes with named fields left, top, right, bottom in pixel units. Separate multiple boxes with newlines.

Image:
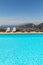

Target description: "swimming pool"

left=0, top=34, right=43, bottom=65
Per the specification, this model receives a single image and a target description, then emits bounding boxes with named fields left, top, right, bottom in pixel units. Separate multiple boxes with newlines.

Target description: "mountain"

left=0, top=25, right=18, bottom=29
left=37, top=23, right=43, bottom=29
left=18, top=23, right=36, bottom=28
left=17, top=23, right=43, bottom=32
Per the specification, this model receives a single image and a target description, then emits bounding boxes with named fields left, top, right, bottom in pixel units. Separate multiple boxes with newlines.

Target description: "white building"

left=12, top=27, right=16, bottom=32
left=6, top=27, right=10, bottom=32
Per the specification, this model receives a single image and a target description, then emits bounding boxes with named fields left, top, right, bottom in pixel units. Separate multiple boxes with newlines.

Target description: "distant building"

left=12, top=27, right=16, bottom=32
left=6, top=27, right=10, bottom=32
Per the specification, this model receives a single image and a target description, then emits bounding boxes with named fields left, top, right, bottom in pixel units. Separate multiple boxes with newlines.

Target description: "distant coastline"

left=0, top=23, right=43, bottom=34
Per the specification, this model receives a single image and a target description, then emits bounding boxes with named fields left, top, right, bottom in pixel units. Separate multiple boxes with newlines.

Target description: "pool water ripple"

left=0, top=34, right=43, bottom=65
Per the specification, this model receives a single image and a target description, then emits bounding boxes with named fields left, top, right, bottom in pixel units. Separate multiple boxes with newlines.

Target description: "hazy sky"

left=0, top=0, right=43, bottom=25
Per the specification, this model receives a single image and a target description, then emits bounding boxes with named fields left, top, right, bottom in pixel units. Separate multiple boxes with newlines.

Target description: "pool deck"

left=0, top=32, right=43, bottom=34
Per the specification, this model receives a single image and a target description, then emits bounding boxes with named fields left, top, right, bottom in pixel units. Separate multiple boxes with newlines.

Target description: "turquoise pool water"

left=0, top=34, right=43, bottom=65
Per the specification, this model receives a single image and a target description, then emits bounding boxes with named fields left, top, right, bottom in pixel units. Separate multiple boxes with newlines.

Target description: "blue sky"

left=0, top=0, right=43, bottom=25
